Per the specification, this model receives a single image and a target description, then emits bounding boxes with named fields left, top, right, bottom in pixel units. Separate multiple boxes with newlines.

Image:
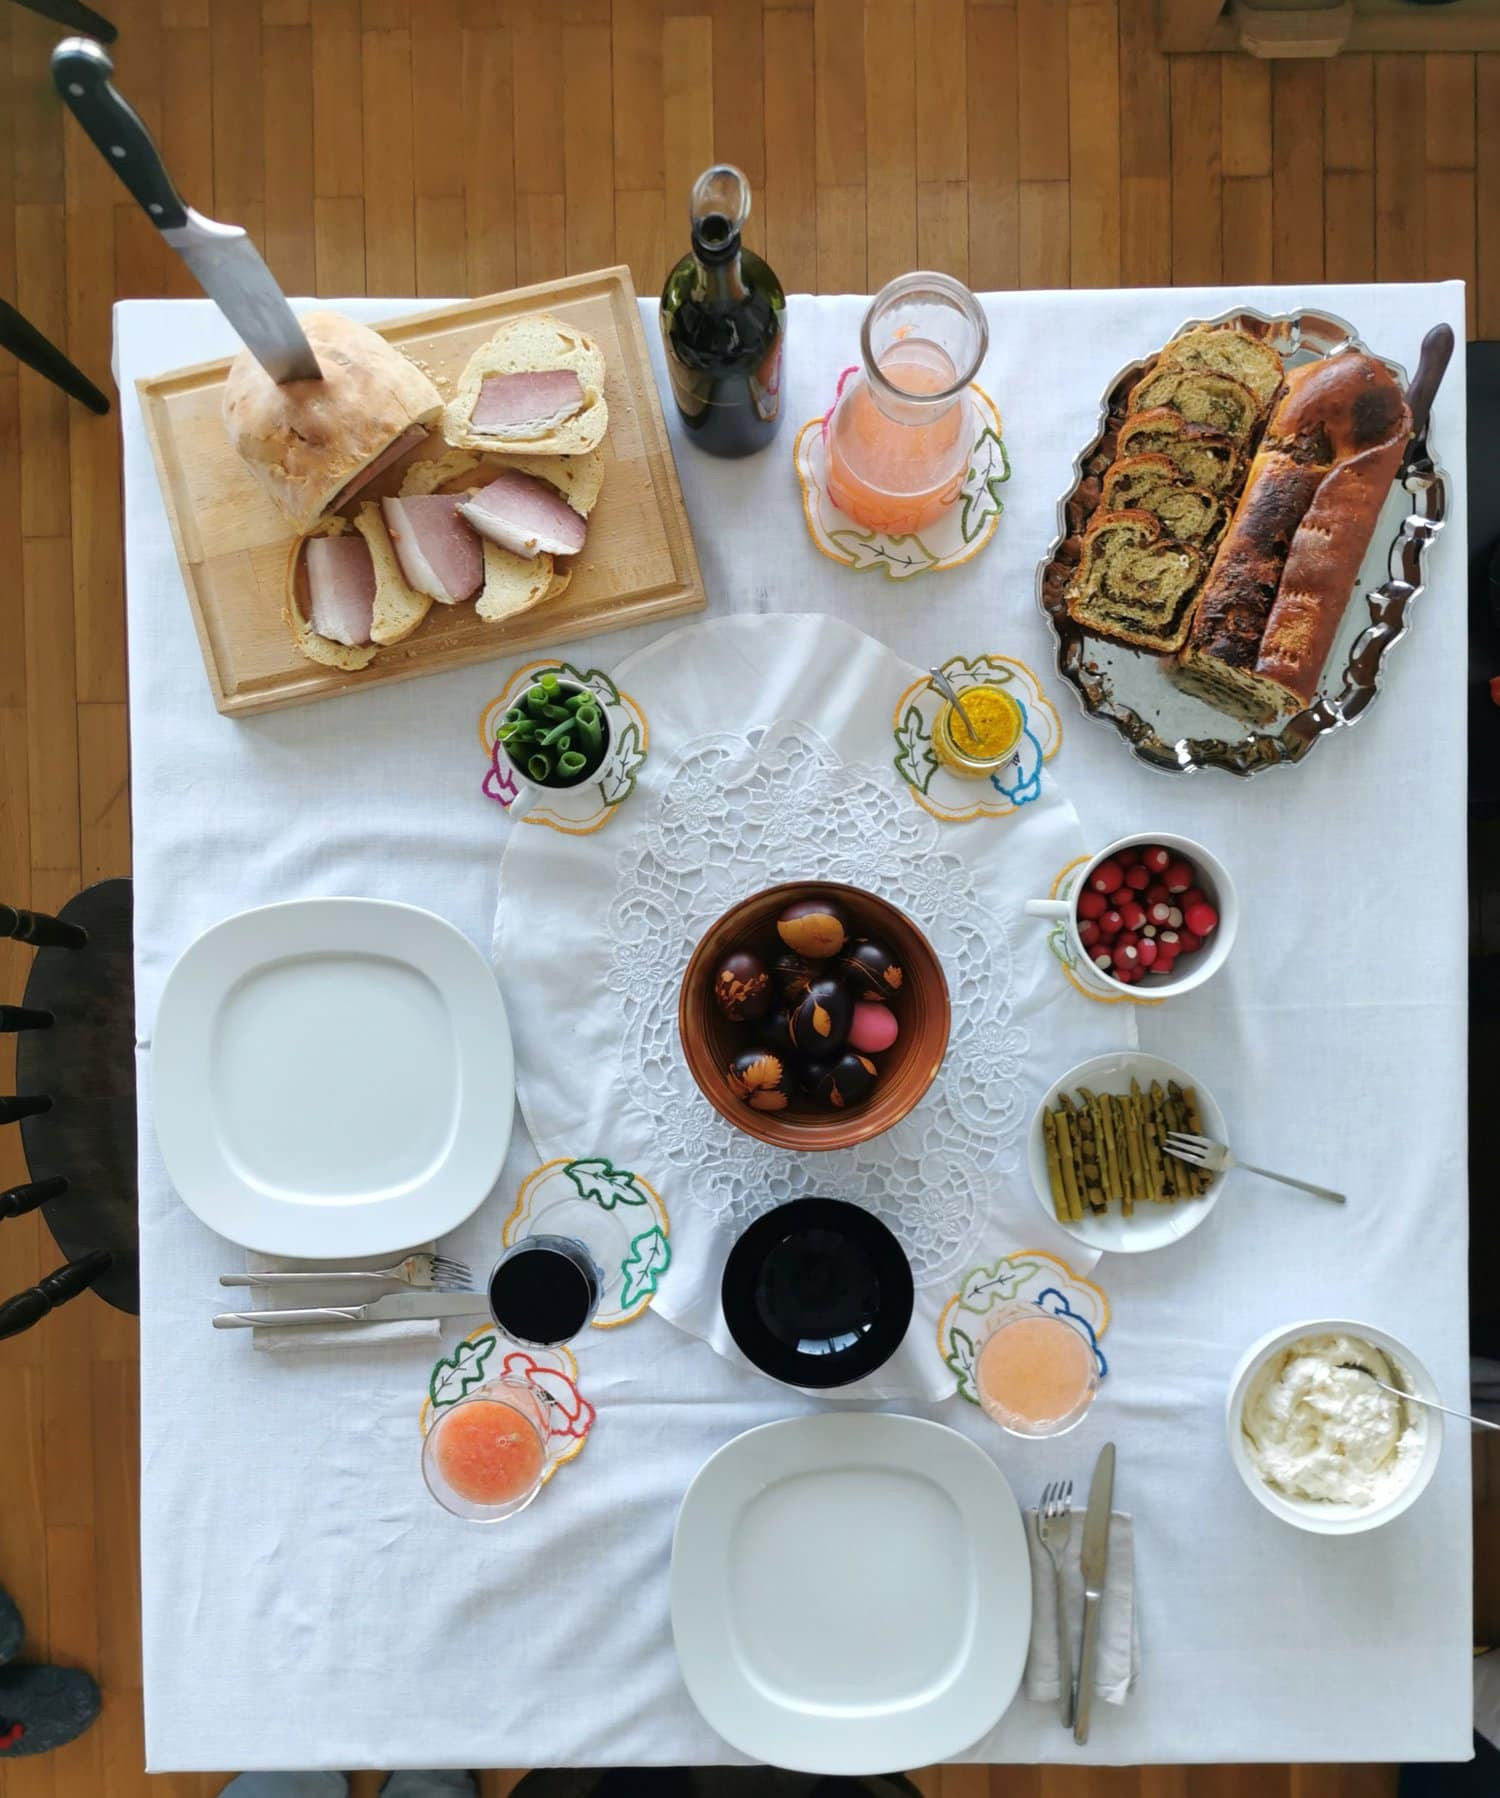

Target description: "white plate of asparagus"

left=1027, top=1052, right=1228, bottom=1254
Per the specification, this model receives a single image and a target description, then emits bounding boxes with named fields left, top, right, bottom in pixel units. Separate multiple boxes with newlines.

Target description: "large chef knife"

left=1072, top=1440, right=1116, bottom=1745
left=51, top=37, right=321, bottom=385
left=212, top=1291, right=489, bottom=1330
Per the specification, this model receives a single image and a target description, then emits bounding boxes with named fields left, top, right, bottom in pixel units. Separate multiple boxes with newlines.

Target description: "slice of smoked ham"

left=304, top=535, right=376, bottom=647
left=380, top=494, right=484, bottom=603
left=328, top=424, right=428, bottom=510
left=457, top=470, right=587, bottom=558
left=470, top=369, right=584, bottom=435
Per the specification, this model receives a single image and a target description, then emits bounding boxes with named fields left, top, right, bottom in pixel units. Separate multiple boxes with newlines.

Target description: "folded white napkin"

left=243, top=1246, right=442, bottom=1354
left=1024, top=1509, right=1139, bottom=1706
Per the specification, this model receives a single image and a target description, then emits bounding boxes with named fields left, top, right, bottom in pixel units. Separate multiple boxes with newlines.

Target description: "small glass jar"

left=825, top=272, right=988, bottom=535
left=972, top=1303, right=1100, bottom=1439
left=931, top=684, right=1024, bottom=778
left=421, top=1378, right=550, bottom=1522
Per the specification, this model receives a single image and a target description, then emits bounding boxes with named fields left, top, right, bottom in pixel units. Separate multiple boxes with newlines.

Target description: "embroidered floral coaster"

left=937, top=1250, right=1109, bottom=1406
left=892, top=653, right=1062, bottom=822
left=793, top=374, right=1009, bottom=580
left=505, top=1157, right=671, bottom=1328
left=420, top=1333, right=596, bottom=1486
left=479, top=659, right=647, bottom=836
left=1044, top=856, right=1164, bottom=1008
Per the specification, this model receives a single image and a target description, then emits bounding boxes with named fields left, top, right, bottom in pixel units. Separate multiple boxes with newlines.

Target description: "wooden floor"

left=0, top=0, right=1495, bottom=1792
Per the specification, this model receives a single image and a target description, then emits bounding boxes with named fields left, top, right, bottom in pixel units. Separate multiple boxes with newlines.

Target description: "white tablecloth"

left=120, top=282, right=1472, bottom=1772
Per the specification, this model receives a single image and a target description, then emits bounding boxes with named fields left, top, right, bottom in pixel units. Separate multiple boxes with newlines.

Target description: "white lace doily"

left=494, top=614, right=1133, bottom=1399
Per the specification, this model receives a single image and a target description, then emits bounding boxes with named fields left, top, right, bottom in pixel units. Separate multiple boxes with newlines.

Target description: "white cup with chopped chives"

left=497, top=673, right=612, bottom=791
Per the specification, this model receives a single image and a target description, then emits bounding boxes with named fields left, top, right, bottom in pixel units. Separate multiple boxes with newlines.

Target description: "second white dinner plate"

left=152, top=898, right=514, bottom=1257
left=670, top=1413, right=1030, bottom=1773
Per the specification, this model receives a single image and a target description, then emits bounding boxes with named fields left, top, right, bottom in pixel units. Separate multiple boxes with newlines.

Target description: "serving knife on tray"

left=212, top=1291, right=488, bottom=1330
left=51, top=37, right=321, bottom=385
left=1072, top=1439, right=1116, bottom=1745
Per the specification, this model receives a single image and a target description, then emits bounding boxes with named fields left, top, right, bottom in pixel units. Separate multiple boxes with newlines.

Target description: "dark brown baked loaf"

left=1175, top=352, right=1411, bottom=721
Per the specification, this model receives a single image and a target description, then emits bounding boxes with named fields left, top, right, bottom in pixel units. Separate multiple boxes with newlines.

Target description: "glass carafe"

left=825, top=271, right=988, bottom=535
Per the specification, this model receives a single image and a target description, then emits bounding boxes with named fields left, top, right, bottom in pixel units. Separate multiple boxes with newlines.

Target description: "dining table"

left=118, top=278, right=1472, bottom=1772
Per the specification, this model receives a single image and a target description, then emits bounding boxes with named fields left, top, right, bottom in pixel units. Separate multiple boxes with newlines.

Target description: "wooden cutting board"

left=136, top=267, right=705, bottom=717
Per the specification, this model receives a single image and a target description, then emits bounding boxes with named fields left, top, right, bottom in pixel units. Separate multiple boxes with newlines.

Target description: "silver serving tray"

left=1035, top=306, right=1449, bottom=776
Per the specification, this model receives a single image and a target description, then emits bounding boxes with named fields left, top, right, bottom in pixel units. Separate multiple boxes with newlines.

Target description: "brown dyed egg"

left=727, top=1048, right=791, bottom=1112
left=811, top=1052, right=879, bottom=1109
left=775, top=897, right=849, bottom=960
left=772, top=949, right=817, bottom=1004
left=712, top=950, right=772, bottom=1022
left=838, top=937, right=905, bottom=1003
left=787, top=977, right=851, bottom=1053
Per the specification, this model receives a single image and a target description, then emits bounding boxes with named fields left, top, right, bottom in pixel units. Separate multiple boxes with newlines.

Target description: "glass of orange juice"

left=421, top=1377, right=550, bottom=1521
left=825, top=271, right=988, bottom=535
left=972, top=1303, right=1099, bottom=1439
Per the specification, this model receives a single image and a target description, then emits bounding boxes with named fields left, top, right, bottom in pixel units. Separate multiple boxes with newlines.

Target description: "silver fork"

left=218, top=1252, right=473, bottom=1292
left=1163, top=1131, right=1346, bottom=1205
left=1037, top=1478, right=1075, bottom=1728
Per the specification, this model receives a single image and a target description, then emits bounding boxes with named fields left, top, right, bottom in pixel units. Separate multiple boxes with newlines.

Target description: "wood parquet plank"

left=0, top=8, right=1488, bottom=1794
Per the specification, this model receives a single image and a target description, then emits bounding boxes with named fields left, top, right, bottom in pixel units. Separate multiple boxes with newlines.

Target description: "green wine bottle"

left=660, top=164, right=786, bottom=457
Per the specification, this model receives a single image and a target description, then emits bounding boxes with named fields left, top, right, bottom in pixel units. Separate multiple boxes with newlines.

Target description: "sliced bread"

left=1115, top=409, right=1243, bottom=494
left=1126, top=365, right=1261, bottom=443
left=1157, top=325, right=1284, bottom=413
left=1099, top=454, right=1225, bottom=547
left=1064, top=508, right=1203, bottom=653
left=400, top=444, right=604, bottom=517
left=475, top=538, right=556, bottom=623
left=284, top=517, right=379, bottom=671
left=352, top=502, right=432, bottom=645
left=444, top=313, right=608, bottom=457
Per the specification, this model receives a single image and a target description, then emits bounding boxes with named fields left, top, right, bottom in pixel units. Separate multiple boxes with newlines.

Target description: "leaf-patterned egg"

left=787, top=978, right=851, bottom=1053
left=811, top=1052, right=880, bottom=1109
left=727, top=1048, right=791, bottom=1113
left=775, top=897, right=848, bottom=960
left=712, top=951, right=772, bottom=1021
left=838, top=937, right=905, bottom=1002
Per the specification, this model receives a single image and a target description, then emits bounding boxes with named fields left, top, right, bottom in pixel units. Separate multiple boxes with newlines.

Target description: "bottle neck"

left=692, top=229, right=748, bottom=302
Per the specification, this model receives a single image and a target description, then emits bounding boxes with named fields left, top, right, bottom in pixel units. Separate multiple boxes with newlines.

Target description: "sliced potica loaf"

left=1064, top=508, right=1203, bottom=653
left=1114, top=410, right=1242, bottom=495
left=444, top=314, right=608, bottom=457
left=1126, top=365, right=1261, bottom=443
left=284, top=516, right=379, bottom=671
left=353, top=502, right=432, bottom=645
left=1099, top=454, right=1226, bottom=547
left=1157, top=325, right=1284, bottom=413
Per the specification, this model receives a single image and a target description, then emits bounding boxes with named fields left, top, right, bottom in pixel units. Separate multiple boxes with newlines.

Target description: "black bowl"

left=720, top=1197, right=915, bottom=1389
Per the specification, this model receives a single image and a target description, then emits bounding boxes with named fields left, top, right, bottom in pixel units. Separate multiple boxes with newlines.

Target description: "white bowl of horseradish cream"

left=1226, top=1319, right=1444, bottom=1535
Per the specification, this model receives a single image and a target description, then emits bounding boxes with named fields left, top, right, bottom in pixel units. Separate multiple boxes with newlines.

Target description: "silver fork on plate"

left=1037, top=1478, right=1075, bottom=1728
left=1162, top=1131, right=1346, bottom=1205
left=218, top=1252, right=474, bottom=1292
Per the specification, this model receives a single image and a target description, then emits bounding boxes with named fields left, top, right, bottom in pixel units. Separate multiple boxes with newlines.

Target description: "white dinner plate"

left=152, top=899, right=514, bottom=1257
left=1027, top=1051, right=1227, bottom=1254
left=670, top=1413, right=1030, bottom=1773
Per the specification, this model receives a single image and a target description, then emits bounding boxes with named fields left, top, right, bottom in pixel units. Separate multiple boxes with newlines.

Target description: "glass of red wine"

left=487, top=1234, right=604, bottom=1347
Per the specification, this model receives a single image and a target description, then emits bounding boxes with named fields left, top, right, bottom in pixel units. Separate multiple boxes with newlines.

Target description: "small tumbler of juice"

left=973, top=1304, right=1099, bottom=1438
left=422, top=1377, right=550, bottom=1521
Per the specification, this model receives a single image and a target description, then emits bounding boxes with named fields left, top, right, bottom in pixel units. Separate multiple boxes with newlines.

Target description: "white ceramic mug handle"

left=1024, top=899, right=1071, bottom=921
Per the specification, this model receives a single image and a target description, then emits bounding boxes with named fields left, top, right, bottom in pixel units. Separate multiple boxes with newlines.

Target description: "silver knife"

left=1073, top=1440, right=1116, bottom=1745
left=213, top=1291, right=488, bottom=1331
left=51, top=37, right=321, bottom=385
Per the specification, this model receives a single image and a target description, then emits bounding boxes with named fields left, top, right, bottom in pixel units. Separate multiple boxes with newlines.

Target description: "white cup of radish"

left=1025, top=832, right=1238, bottom=999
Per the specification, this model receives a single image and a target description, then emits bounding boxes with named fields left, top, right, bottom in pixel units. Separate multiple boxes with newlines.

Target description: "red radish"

left=1112, top=964, right=1137, bottom=985
left=1145, top=883, right=1170, bottom=908
left=1121, top=901, right=1146, bottom=932
left=1091, top=951, right=1114, bottom=974
left=1164, top=860, right=1193, bottom=893
left=1137, top=939, right=1159, bottom=968
left=1115, top=940, right=1141, bottom=970
left=1158, top=930, right=1181, bottom=953
left=1148, top=900, right=1172, bottom=926
left=1166, top=907, right=1183, bottom=928
left=1078, top=919, right=1100, bottom=948
left=1181, top=887, right=1206, bottom=912
left=1090, top=859, right=1124, bottom=894
left=1109, top=888, right=1132, bottom=911
left=1124, top=866, right=1150, bottom=891
left=1153, top=954, right=1176, bottom=978
left=1142, top=924, right=1157, bottom=939
left=1116, top=847, right=1140, bottom=867
left=1077, top=890, right=1107, bottom=920
left=1177, top=929, right=1203, bottom=955
left=1099, top=909, right=1124, bottom=936
left=1185, top=901, right=1219, bottom=936
left=1141, top=845, right=1171, bottom=875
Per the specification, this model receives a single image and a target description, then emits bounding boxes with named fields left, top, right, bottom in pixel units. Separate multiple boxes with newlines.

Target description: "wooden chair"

left=0, top=882, right=137, bottom=1338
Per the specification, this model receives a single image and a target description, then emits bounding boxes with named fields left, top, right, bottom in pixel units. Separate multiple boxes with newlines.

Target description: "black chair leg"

left=0, top=1006, right=52, bottom=1032
left=0, top=1251, right=112, bottom=1341
left=0, top=1178, right=66, bottom=1222
left=8, top=0, right=117, bottom=45
left=0, top=905, right=86, bottom=950
left=0, top=1095, right=51, bottom=1125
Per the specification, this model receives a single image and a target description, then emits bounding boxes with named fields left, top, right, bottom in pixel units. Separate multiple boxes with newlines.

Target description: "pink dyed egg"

left=847, top=1000, right=900, bottom=1055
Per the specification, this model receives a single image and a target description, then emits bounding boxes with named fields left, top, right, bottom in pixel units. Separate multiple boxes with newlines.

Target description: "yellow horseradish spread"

left=932, top=683, right=1023, bottom=776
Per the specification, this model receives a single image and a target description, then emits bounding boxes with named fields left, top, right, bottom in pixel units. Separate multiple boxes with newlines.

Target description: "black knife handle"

left=1406, top=322, right=1454, bottom=443
left=0, top=1177, right=67, bottom=1222
left=51, top=38, right=190, bottom=231
left=0, top=1250, right=111, bottom=1341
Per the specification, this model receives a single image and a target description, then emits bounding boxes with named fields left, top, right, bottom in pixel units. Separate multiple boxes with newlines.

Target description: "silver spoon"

left=1339, top=1363, right=1500, bottom=1433
left=928, top=665, right=978, bottom=743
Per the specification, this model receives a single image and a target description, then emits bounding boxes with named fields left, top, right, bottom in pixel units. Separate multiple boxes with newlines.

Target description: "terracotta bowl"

left=678, top=881, right=951, bottom=1151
